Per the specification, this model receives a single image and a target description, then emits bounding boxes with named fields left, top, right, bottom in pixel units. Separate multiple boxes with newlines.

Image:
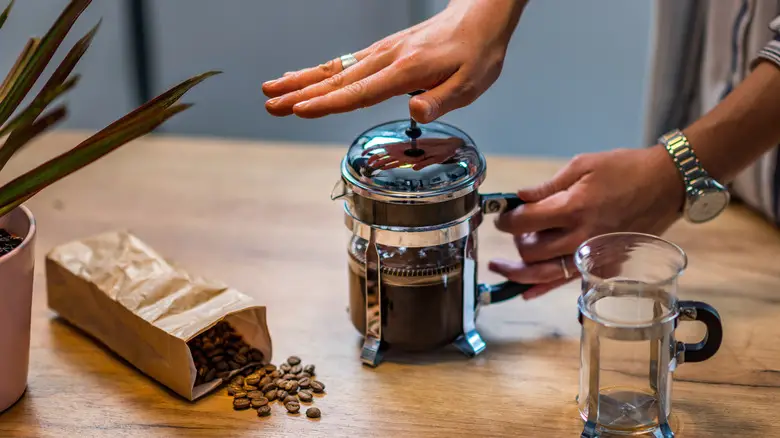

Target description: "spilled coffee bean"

left=220, top=355, right=325, bottom=420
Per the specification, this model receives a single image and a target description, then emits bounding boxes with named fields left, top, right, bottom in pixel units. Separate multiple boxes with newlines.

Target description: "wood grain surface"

left=1, top=131, right=779, bottom=438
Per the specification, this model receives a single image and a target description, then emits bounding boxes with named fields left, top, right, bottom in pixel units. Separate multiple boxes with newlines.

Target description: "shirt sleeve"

left=752, top=15, right=780, bottom=68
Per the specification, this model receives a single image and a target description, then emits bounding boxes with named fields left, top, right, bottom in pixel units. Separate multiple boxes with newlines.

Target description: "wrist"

left=647, top=143, right=687, bottom=214
left=449, top=0, right=528, bottom=46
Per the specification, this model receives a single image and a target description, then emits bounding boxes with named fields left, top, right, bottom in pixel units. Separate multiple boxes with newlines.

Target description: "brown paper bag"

left=45, top=230, right=272, bottom=401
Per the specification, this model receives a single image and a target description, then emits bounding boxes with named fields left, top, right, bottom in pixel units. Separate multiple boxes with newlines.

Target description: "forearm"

left=683, top=61, right=780, bottom=184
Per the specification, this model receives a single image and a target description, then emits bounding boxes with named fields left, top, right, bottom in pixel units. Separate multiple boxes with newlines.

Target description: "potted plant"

left=0, top=0, right=219, bottom=412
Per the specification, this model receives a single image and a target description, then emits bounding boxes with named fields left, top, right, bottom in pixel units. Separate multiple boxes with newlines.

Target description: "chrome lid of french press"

left=340, top=119, right=487, bottom=203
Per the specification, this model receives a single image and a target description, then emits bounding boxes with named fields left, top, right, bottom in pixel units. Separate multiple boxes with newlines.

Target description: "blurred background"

left=0, top=0, right=655, bottom=158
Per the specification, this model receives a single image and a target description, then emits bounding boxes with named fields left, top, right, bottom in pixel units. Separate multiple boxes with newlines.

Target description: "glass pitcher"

left=574, top=233, right=723, bottom=438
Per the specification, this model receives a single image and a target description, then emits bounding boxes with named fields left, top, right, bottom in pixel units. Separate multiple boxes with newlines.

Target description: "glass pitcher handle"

left=678, top=300, right=723, bottom=363
left=477, top=192, right=532, bottom=304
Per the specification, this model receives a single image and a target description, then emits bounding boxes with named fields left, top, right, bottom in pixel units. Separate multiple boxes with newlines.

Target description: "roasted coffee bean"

left=202, top=342, right=215, bottom=352
left=228, top=360, right=240, bottom=370
left=237, top=345, right=249, bottom=355
left=227, top=385, right=243, bottom=396
left=287, top=381, right=299, bottom=394
left=261, top=382, right=277, bottom=392
left=206, top=348, right=224, bottom=358
left=233, top=398, right=251, bottom=410
left=310, top=380, right=325, bottom=393
left=204, top=368, right=217, bottom=382
left=280, top=363, right=291, bottom=373
left=303, top=364, right=315, bottom=375
left=245, top=375, right=261, bottom=386
left=247, top=390, right=264, bottom=400
left=287, top=356, right=301, bottom=366
left=296, top=372, right=311, bottom=380
left=265, top=389, right=277, bottom=401
left=283, top=373, right=297, bottom=381
left=257, top=405, right=271, bottom=417
left=259, top=376, right=272, bottom=387
left=298, top=377, right=311, bottom=388
left=306, top=407, right=321, bottom=418
left=249, top=348, right=264, bottom=362
left=197, top=366, right=208, bottom=378
left=250, top=398, right=268, bottom=409
left=210, top=355, right=225, bottom=364
left=297, top=391, right=313, bottom=403
left=285, top=401, right=300, bottom=414
left=243, top=382, right=258, bottom=391
left=233, top=390, right=248, bottom=399
left=274, top=378, right=285, bottom=387
left=277, top=389, right=289, bottom=400
left=234, top=353, right=248, bottom=365
left=263, top=364, right=277, bottom=373
left=290, top=365, right=303, bottom=375
left=226, top=348, right=238, bottom=357
left=215, top=361, right=229, bottom=371
left=231, top=375, right=244, bottom=385
left=269, top=370, right=282, bottom=379
left=283, top=395, right=298, bottom=404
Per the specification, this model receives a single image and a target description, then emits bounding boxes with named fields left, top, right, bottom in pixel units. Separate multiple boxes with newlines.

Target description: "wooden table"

left=1, top=131, right=780, bottom=437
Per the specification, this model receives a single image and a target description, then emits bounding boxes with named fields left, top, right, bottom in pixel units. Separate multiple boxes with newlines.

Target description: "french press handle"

left=478, top=193, right=534, bottom=304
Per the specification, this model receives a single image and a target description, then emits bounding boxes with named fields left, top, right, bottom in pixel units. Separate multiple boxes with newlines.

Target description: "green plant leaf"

left=0, top=0, right=13, bottom=30
left=0, top=103, right=193, bottom=216
left=0, top=0, right=92, bottom=126
left=100, top=70, right=221, bottom=137
left=0, top=105, right=67, bottom=171
left=0, top=74, right=79, bottom=140
left=0, top=38, right=39, bottom=103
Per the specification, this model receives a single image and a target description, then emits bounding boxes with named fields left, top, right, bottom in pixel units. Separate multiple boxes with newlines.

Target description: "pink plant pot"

left=0, top=205, right=36, bottom=413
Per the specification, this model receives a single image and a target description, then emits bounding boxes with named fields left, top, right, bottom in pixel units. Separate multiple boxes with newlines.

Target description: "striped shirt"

left=645, top=1, right=780, bottom=224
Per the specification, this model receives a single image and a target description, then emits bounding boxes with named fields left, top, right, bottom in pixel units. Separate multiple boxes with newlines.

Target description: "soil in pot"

left=0, top=229, right=24, bottom=256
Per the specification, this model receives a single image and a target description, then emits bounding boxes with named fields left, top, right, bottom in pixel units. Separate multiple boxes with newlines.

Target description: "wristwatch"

left=658, top=129, right=730, bottom=223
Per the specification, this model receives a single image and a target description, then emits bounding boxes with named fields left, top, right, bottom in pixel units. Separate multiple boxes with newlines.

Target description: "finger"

left=265, top=51, right=393, bottom=117
left=488, top=257, right=570, bottom=284
left=292, top=63, right=420, bottom=118
left=523, top=276, right=577, bottom=300
left=262, top=47, right=373, bottom=98
left=517, top=162, right=585, bottom=202
left=494, top=191, right=574, bottom=235
left=408, top=69, right=480, bottom=123
left=514, top=229, right=581, bottom=264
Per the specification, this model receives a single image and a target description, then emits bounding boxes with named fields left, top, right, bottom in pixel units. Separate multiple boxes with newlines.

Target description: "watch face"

left=688, top=189, right=729, bottom=223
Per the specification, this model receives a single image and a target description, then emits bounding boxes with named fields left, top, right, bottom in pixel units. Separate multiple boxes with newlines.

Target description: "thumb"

left=518, top=161, right=585, bottom=202
left=409, top=71, right=478, bottom=123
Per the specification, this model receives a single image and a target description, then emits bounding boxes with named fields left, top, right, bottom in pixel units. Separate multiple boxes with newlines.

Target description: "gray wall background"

left=0, top=0, right=654, bottom=158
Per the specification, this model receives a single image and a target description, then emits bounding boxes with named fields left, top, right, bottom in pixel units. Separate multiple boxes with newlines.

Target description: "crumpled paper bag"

left=45, top=230, right=272, bottom=401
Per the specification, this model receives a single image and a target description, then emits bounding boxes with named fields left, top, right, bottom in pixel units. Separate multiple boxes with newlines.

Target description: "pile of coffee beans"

left=227, top=355, right=325, bottom=419
left=0, top=229, right=24, bottom=257
left=188, top=321, right=265, bottom=386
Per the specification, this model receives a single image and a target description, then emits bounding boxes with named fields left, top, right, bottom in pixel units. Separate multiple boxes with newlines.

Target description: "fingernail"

left=266, top=97, right=281, bottom=106
left=294, top=101, right=310, bottom=111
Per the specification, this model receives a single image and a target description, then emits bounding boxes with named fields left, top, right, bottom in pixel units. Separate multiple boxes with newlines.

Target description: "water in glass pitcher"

left=579, top=278, right=677, bottom=435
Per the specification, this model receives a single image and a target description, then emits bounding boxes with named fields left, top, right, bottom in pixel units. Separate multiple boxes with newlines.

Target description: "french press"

left=331, top=115, right=532, bottom=367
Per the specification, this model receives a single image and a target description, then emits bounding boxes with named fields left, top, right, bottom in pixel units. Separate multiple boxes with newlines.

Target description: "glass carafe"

left=575, top=233, right=723, bottom=438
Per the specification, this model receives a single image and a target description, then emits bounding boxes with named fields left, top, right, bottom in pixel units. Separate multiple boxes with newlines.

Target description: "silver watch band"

left=658, top=129, right=709, bottom=188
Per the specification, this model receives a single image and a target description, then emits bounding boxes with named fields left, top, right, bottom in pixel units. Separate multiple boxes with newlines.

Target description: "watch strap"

left=658, top=129, right=709, bottom=188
